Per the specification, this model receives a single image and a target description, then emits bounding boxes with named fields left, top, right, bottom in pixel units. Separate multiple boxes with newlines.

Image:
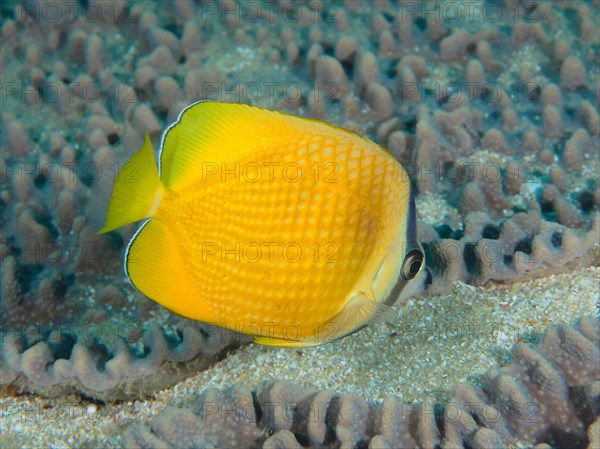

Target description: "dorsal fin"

left=158, top=101, right=374, bottom=190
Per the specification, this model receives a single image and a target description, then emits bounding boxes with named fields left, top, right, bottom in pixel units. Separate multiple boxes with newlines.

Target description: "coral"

left=0, top=319, right=249, bottom=401
left=422, top=211, right=599, bottom=292
left=123, top=318, right=600, bottom=449
left=125, top=385, right=265, bottom=448
left=0, top=0, right=598, bottom=401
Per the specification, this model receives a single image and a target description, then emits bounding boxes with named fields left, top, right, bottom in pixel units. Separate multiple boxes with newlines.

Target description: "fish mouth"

left=423, top=267, right=433, bottom=291
left=407, top=263, right=431, bottom=298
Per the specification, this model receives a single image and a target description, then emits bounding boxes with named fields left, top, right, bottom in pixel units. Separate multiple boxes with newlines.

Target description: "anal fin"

left=253, top=336, right=320, bottom=348
left=125, top=218, right=206, bottom=321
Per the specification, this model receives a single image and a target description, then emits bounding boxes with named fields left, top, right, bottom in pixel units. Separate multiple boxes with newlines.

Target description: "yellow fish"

left=100, top=102, right=427, bottom=347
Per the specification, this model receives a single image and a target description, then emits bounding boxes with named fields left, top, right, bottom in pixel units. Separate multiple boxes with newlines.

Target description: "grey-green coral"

left=124, top=318, right=599, bottom=449
left=0, top=0, right=599, bottom=447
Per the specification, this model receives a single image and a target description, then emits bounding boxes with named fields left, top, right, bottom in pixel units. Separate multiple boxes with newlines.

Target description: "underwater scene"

left=0, top=0, right=599, bottom=448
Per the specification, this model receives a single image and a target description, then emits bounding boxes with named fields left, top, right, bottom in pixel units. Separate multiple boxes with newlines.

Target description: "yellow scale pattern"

left=155, top=132, right=406, bottom=332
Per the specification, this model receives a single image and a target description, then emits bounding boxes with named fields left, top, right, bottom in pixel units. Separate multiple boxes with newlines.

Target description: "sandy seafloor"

left=1, top=261, right=598, bottom=449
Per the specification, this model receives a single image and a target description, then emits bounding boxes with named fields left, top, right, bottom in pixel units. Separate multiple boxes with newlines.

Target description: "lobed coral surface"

left=0, top=0, right=599, bottom=448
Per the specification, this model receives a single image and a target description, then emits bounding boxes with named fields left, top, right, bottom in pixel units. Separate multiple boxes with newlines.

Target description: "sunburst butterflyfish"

left=100, top=101, right=427, bottom=347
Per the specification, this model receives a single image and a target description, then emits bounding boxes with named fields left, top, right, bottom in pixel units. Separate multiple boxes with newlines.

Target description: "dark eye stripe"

left=383, top=271, right=410, bottom=306
left=406, top=184, right=418, bottom=244
left=382, top=183, right=423, bottom=305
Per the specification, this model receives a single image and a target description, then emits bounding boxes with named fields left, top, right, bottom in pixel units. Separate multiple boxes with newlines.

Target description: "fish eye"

left=401, top=249, right=424, bottom=280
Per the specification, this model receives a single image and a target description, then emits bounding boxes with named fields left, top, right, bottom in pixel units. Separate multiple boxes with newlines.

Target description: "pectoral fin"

left=253, top=291, right=397, bottom=348
left=326, top=290, right=398, bottom=340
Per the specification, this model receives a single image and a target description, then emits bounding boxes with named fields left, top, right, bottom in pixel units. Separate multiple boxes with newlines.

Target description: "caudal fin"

left=98, top=134, right=163, bottom=234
